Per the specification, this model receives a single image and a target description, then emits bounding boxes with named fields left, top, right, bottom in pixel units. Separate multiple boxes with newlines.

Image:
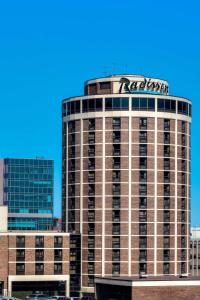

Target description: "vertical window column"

left=181, top=121, right=187, bottom=274
left=163, top=119, right=170, bottom=274
left=139, top=118, right=147, bottom=275
left=112, top=118, right=121, bottom=276
left=68, top=121, right=76, bottom=233
left=87, top=118, right=95, bottom=287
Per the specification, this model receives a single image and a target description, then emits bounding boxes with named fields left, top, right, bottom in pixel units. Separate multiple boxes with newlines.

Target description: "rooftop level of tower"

left=84, top=74, right=169, bottom=96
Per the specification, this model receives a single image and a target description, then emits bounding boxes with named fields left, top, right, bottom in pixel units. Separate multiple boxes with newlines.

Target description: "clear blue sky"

left=0, top=0, right=199, bottom=224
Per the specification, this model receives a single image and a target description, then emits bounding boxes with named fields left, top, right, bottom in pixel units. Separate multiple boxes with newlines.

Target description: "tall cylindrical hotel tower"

left=62, top=75, right=192, bottom=295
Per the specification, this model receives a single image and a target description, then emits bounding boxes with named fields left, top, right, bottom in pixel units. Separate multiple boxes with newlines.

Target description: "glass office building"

left=0, top=158, right=54, bottom=230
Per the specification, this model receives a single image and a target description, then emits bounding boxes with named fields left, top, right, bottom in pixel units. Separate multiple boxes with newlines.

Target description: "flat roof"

left=95, top=275, right=200, bottom=282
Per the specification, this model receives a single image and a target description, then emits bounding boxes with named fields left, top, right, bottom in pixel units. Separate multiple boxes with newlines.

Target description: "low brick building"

left=0, top=231, right=70, bottom=297
left=95, top=276, right=200, bottom=300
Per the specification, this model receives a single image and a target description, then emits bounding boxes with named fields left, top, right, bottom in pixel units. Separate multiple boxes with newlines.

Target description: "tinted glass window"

left=148, top=98, right=155, bottom=110
left=171, top=100, right=176, bottom=112
left=105, top=98, right=112, bottom=110
left=82, top=98, right=103, bottom=113
left=105, top=98, right=129, bottom=110
left=158, top=100, right=164, bottom=110
left=88, top=99, right=95, bottom=111
left=83, top=99, right=88, bottom=112
left=158, top=99, right=176, bottom=113
left=67, top=100, right=80, bottom=115
left=132, top=98, right=155, bottom=111
left=113, top=98, right=121, bottom=109
left=140, top=98, right=148, bottom=109
left=178, top=101, right=189, bottom=115
left=132, top=98, right=140, bottom=109
left=96, top=99, right=103, bottom=111
left=165, top=100, right=170, bottom=111
left=189, top=104, right=192, bottom=116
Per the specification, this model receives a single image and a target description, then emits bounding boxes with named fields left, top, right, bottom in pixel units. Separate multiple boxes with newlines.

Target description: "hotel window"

left=139, top=171, right=147, bottom=183
left=88, top=249, right=95, bottom=261
left=35, top=263, right=44, bottom=275
left=139, top=157, right=147, bottom=169
left=113, top=210, right=120, bottom=222
left=139, top=197, right=147, bottom=209
left=164, top=119, right=170, bottom=131
left=105, top=97, right=129, bottom=110
left=113, top=131, right=121, bottom=143
left=163, top=249, right=170, bottom=261
left=139, top=144, right=147, bottom=156
left=178, top=101, right=188, bottom=115
left=68, top=120, right=75, bottom=133
left=88, top=171, right=95, bottom=183
left=113, top=118, right=121, bottom=130
left=189, top=104, right=192, bottom=116
left=112, top=224, right=120, bottom=235
left=164, top=184, right=170, bottom=196
left=139, top=118, right=147, bottom=130
left=139, top=131, right=147, bottom=143
left=88, top=145, right=95, bottom=157
left=164, top=237, right=170, bottom=248
left=164, top=158, right=170, bottom=170
left=139, top=184, right=147, bottom=196
left=88, top=83, right=97, bottom=95
left=16, top=249, right=25, bottom=261
left=35, top=249, right=44, bottom=261
left=16, top=263, right=25, bottom=275
left=82, top=98, right=103, bottom=113
left=112, top=249, right=120, bottom=261
left=88, top=118, right=95, bottom=130
left=88, top=262, right=95, bottom=274
left=88, top=276, right=94, bottom=287
left=139, top=237, right=147, bottom=248
left=163, top=224, right=170, bottom=235
left=88, top=132, right=95, bottom=144
left=139, top=263, right=147, bottom=275
left=157, top=99, right=176, bottom=113
left=88, top=197, right=95, bottom=209
left=164, top=171, right=170, bottom=183
left=88, top=223, right=95, bottom=235
left=54, top=249, right=62, bottom=261
left=139, top=250, right=147, bottom=262
left=164, top=132, right=170, bottom=144
left=54, top=236, right=63, bottom=248
left=181, top=262, right=186, bottom=273
left=112, top=263, right=120, bottom=275
left=88, top=158, right=95, bottom=170
left=88, top=210, right=95, bottom=222
left=181, top=121, right=186, bottom=133
left=139, top=210, right=147, bottom=222
left=99, top=81, right=111, bottom=90
left=16, top=236, right=25, bottom=248
left=113, top=144, right=120, bottom=156
left=139, top=223, right=147, bottom=235
left=88, top=237, right=95, bottom=248
left=164, top=197, right=170, bottom=209
left=113, top=170, right=120, bottom=182
left=132, top=98, right=155, bottom=111
left=163, top=263, right=170, bottom=274
left=54, top=263, right=62, bottom=274
left=112, top=236, right=120, bottom=248
left=113, top=157, right=120, bottom=169
left=67, top=100, right=80, bottom=115
left=113, top=197, right=120, bottom=209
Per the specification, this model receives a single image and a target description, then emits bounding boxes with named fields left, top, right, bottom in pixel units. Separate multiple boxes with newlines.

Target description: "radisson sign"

left=118, top=77, right=168, bottom=95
